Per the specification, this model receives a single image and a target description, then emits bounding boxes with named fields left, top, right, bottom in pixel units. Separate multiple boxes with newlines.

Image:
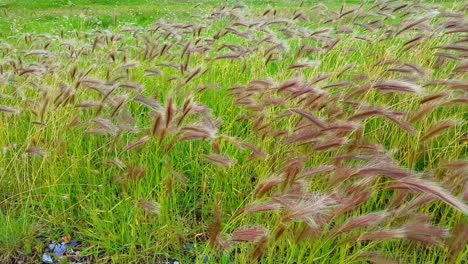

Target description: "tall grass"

left=0, top=0, right=466, bottom=263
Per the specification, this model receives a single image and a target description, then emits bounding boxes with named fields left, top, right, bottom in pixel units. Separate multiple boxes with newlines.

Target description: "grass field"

left=0, top=0, right=467, bottom=263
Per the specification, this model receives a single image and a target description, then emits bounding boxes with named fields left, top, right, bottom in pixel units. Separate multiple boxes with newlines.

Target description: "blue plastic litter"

left=42, top=253, right=53, bottom=264
left=49, top=243, right=67, bottom=256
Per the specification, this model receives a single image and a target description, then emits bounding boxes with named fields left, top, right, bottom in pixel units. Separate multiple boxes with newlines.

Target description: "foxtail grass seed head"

left=1, top=1, right=467, bottom=262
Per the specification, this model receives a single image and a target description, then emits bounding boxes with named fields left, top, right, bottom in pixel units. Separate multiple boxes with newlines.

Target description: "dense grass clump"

left=0, top=0, right=467, bottom=263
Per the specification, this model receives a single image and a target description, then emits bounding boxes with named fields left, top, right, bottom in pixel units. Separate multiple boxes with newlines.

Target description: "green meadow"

left=0, top=0, right=466, bottom=263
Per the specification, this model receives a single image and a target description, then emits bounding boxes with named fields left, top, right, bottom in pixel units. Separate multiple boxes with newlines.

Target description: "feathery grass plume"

left=338, top=7, right=356, bottom=19
left=274, top=224, right=287, bottom=240
left=464, top=182, right=468, bottom=200
left=165, top=98, right=174, bottom=128
left=273, top=193, right=336, bottom=229
left=390, top=177, right=468, bottom=214
left=208, top=199, right=230, bottom=250
left=288, top=59, right=321, bottom=70
left=1, top=1, right=466, bottom=262
left=347, top=140, right=387, bottom=154
left=95, top=117, right=118, bottom=132
left=420, top=120, right=457, bottom=141
left=435, top=44, right=468, bottom=53
left=18, top=67, right=41, bottom=76
left=333, top=188, right=372, bottom=218
left=202, top=154, right=236, bottom=168
left=85, top=128, right=115, bottom=136
left=330, top=211, right=389, bottom=237
left=180, top=40, right=191, bottom=58
left=349, top=107, right=415, bottom=134
left=110, top=96, right=128, bottom=117
left=2, top=144, right=16, bottom=155
left=115, top=61, right=139, bottom=72
left=309, top=28, right=330, bottom=37
left=245, top=202, right=283, bottom=214
left=446, top=96, right=468, bottom=105
left=441, top=160, right=468, bottom=170
left=444, top=24, right=468, bottom=34
left=24, top=49, right=49, bottom=57
left=381, top=112, right=416, bottom=135
left=106, top=158, right=126, bottom=170
left=388, top=189, right=412, bottom=210
left=118, top=82, right=143, bottom=93
left=178, top=125, right=217, bottom=141
left=178, top=67, right=203, bottom=88
left=115, top=166, right=146, bottom=183
left=321, top=122, right=360, bottom=134
left=115, top=111, right=138, bottom=133
left=176, top=98, right=193, bottom=127
left=446, top=223, right=468, bottom=263
left=322, top=81, right=351, bottom=89
left=453, top=61, right=468, bottom=73
left=295, top=223, right=324, bottom=242
left=404, top=63, right=425, bottom=76
left=137, top=200, right=161, bottom=215
left=264, top=52, right=275, bottom=66
left=402, top=37, right=423, bottom=51
left=297, top=166, right=335, bottom=180
left=357, top=163, right=413, bottom=179
left=373, top=80, right=423, bottom=94
left=344, top=85, right=371, bottom=100
left=358, top=224, right=449, bottom=245
left=289, top=86, right=323, bottom=99
left=313, top=138, right=345, bottom=151
left=282, top=157, right=307, bottom=186
left=434, top=52, right=457, bottom=66
left=395, top=16, right=432, bottom=36
left=329, top=166, right=360, bottom=184
left=123, top=136, right=150, bottom=152
left=213, top=52, right=245, bottom=61
left=310, top=74, right=331, bottom=85
left=403, top=34, right=424, bottom=46
left=134, top=95, right=161, bottom=111
left=336, top=63, right=355, bottom=78
left=348, top=108, right=385, bottom=121
left=39, top=97, right=50, bottom=122
left=78, top=64, right=97, bottom=82
left=289, top=108, right=325, bottom=128
left=254, top=176, right=284, bottom=198
left=323, top=38, right=341, bottom=53
left=151, top=113, right=162, bottom=137
left=457, top=136, right=468, bottom=144
left=230, top=228, right=266, bottom=242
left=249, top=235, right=268, bottom=262
left=426, top=80, right=467, bottom=92
left=157, top=62, right=180, bottom=70
left=143, top=69, right=161, bottom=77
left=392, top=194, right=436, bottom=216
left=67, top=114, right=81, bottom=128
left=192, top=84, right=221, bottom=94
left=276, top=77, right=302, bottom=93
left=419, top=91, right=447, bottom=105
left=0, top=105, right=19, bottom=114
left=25, top=147, right=47, bottom=157
left=227, top=138, right=266, bottom=159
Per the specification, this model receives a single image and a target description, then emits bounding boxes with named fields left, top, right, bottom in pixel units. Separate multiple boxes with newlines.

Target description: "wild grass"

left=0, top=0, right=467, bottom=263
